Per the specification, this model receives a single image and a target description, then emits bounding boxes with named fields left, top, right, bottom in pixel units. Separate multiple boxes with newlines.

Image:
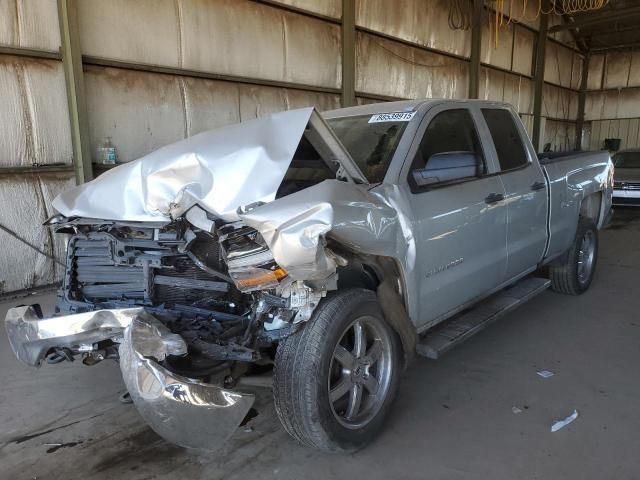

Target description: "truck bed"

left=541, top=150, right=612, bottom=260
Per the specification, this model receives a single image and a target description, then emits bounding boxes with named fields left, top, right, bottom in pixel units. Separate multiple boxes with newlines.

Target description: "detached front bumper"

left=4, top=306, right=255, bottom=451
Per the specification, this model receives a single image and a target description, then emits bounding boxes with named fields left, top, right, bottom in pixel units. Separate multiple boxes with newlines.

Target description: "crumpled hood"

left=52, top=107, right=314, bottom=222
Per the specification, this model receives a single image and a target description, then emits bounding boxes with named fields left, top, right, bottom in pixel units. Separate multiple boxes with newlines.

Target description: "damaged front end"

left=5, top=215, right=321, bottom=450
left=5, top=106, right=414, bottom=451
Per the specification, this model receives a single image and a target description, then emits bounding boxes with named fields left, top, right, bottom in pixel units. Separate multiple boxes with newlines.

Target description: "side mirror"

left=412, top=151, right=480, bottom=187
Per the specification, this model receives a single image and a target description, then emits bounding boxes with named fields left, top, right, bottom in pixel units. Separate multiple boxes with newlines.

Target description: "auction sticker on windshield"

left=368, top=112, right=416, bottom=123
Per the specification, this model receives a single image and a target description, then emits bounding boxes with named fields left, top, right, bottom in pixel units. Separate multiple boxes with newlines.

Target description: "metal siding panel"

left=602, top=90, right=621, bottom=119
left=542, top=118, right=556, bottom=149
left=619, top=119, right=630, bottom=149
left=0, top=0, right=60, bottom=51
left=25, top=58, right=74, bottom=166
left=84, top=66, right=185, bottom=163
left=0, top=56, right=72, bottom=167
left=544, top=41, right=560, bottom=86
left=616, top=89, right=640, bottom=119
left=629, top=52, right=640, bottom=88
left=0, top=177, right=51, bottom=293
left=39, top=174, right=76, bottom=281
left=355, top=0, right=471, bottom=57
left=542, top=84, right=558, bottom=118
left=480, top=70, right=532, bottom=115
left=587, top=54, right=604, bottom=90
left=604, top=52, right=631, bottom=89
left=281, top=11, right=341, bottom=87
left=284, top=89, right=341, bottom=111
left=239, top=85, right=288, bottom=120
left=237, top=84, right=339, bottom=121
left=77, top=0, right=181, bottom=67
left=512, top=26, right=534, bottom=76
left=271, top=0, right=341, bottom=18
left=546, top=15, right=575, bottom=46
left=544, top=120, right=574, bottom=151
left=356, top=32, right=468, bottom=100
left=568, top=89, right=579, bottom=121
left=584, top=91, right=604, bottom=121
left=628, top=118, right=640, bottom=148
left=180, top=0, right=341, bottom=89
left=481, top=13, right=513, bottom=71
left=182, top=78, right=241, bottom=137
left=510, top=1, right=540, bottom=30
left=609, top=119, right=620, bottom=139
left=590, top=120, right=601, bottom=150
left=570, top=54, right=583, bottom=91
left=356, top=96, right=382, bottom=106
left=600, top=120, right=610, bottom=141
left=0, top=58, right=30, bottom=167
left=544, top=41, right=573, bottom=88
left=479, top=67, right=505, bottom=102
left=0, top=1, right=18, bottom=46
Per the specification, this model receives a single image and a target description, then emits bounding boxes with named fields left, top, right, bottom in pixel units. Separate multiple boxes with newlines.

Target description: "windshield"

left=613, top=151, right=640, bottom=168
left=326, top=114, right=410, bottom=183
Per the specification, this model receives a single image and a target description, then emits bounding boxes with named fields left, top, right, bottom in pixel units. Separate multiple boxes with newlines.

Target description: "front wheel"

left=549, top=217, right=599, bottom=295
left=273, top=288, right=401, bottom=452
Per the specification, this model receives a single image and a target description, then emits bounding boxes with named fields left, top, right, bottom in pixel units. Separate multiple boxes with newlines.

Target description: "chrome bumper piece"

left=4, top=306, right=255, bottom=451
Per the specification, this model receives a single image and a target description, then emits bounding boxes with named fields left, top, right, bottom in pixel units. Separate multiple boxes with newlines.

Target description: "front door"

left=401, top=106, right=508, bottom=330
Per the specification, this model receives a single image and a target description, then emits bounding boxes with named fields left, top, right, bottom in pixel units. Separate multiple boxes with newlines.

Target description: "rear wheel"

left=273, top=289, right=400, bottom=452
left=549, top=217, right=598, bottom=295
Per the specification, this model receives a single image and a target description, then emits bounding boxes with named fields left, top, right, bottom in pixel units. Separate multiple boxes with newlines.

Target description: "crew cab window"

left=408, top=109, right=485, bottom=190
left=482, top=108, right=529, bottom=171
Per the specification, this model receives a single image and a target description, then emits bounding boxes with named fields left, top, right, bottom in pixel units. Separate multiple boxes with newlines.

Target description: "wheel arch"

left=335, top=253, right=416, bottom=367
left=580, top=191, right=603, bottom=226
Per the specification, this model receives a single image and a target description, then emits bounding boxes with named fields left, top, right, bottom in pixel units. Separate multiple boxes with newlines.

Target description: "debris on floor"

left=551, top=409, right=579, bottom=432
left=537, top=370, right=555, bottom=378
left=512, top=406, right=523, bottom=414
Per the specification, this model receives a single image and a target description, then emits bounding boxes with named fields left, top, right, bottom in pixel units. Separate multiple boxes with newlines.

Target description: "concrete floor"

left=1, top=208, right=639, bottom=480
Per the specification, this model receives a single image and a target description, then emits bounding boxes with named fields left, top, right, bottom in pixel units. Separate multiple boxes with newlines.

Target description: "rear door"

left=479, top=107, right=548, bottom=280
left=400, top=105, right=508, bottom=329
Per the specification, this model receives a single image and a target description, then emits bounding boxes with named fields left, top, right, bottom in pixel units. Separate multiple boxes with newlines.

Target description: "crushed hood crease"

left=52, top=107, right=315, bottom=222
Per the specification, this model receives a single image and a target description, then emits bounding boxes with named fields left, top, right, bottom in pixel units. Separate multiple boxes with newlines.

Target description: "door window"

left=481, top=109, right=529, bottom=171
left=409, top=109, right=485, bottom=191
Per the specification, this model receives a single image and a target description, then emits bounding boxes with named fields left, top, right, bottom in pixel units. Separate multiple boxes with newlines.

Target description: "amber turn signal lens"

left=234, top=267, right=288, bottom=289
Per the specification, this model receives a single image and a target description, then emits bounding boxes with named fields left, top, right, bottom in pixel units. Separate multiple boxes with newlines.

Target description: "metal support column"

left=575, top=54, right=589, bottom=151
left=341, top=0, right=356, bottom=107
left=58, top=0, right=92, bottom=183
left=531, top=4, right=549, bottom=152
left=468, top=0, right=483, bottom=99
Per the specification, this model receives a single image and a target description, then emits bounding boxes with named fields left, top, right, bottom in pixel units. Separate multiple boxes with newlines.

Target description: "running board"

left=416, top=277, right=551, bottom=360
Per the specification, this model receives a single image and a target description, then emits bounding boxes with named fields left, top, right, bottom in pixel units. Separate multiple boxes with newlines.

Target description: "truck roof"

left=322, top=98, right=514, bottom=119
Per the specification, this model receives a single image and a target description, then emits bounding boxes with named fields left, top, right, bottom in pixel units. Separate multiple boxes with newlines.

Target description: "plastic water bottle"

left=98, top=137, right=117, bottom=165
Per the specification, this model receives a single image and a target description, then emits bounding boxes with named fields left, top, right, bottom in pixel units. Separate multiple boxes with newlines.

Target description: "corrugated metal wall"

left=0, top=0, right=588, bottom=294
left=0, top=0, right=73, bottom=293
left=586, top=51, right=640, bottom=151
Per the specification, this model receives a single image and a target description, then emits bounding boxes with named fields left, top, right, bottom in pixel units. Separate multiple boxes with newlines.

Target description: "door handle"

left=484, top=193, right=505, bottom=204
left=531, top=181, right=546, bottom=191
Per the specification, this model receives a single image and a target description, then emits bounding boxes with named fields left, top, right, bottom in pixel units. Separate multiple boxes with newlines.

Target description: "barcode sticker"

left=368, top=112, right=416, bottom=123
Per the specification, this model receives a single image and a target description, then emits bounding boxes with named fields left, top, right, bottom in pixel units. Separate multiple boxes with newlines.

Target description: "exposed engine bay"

left=50, top=216, right=331, bottom=383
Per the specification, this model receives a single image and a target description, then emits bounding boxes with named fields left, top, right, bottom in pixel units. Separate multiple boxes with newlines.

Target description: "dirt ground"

left=1, top=208, right=639, bottom=480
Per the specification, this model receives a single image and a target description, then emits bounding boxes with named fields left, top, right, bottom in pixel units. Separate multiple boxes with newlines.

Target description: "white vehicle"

left=612, top=149, right=640, bottom=206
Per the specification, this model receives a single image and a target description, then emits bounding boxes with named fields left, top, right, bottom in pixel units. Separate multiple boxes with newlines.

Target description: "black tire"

left=273, top=288, right=401, bottom=452
left=549, top=217, right=599, bottom=295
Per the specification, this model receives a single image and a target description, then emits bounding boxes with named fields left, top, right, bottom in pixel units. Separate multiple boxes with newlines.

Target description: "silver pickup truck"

left=5, top=100, right=613, bottom=453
